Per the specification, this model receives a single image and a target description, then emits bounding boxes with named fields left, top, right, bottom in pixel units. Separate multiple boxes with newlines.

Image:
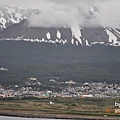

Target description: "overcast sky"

left=0, top=0, right=120, bottom=28
left=0, top=0, right=84, bottom=9
left=0, top=0, right=43, bottom=9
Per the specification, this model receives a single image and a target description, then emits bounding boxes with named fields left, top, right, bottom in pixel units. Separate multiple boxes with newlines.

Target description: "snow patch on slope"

left=57, top=30, right=61, bottom=39
left=0, top=11, right=7, bottom=28
left=112, top=28, right=120, bottom=38
left=71, top=38, right=74, bottom=45
left=76, top=41, right=79, bottom=46
left=0, top=6, right=33, bottom=30
left=91, top=42, right=104, bottom=45
left=85, top=39, right=91, bottom=46
left=7, top=7, right=16, bottom=14
left=46, top=32, right=51, bottom=39
left=8, top=13, right=18, bottom=23
left=106, top=28, right=120, bottom=46
left=71, top=27, right=82, bottom=45
left=15, top=11, right=23, bottom=23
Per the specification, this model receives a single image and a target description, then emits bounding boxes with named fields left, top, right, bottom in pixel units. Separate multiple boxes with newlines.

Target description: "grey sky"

left=0, top=0, right=118, bottom=9
left=0, top=0, right=43, bottom=9
left=0, top=0, right=120, bottom=28
left=0, top=0, right=89, bottom=9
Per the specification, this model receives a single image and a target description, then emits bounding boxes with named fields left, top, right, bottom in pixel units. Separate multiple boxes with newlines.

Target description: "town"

left=0, top=77, right=120, bottom=99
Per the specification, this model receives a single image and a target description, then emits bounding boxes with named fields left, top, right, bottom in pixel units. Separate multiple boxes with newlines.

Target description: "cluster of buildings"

left=0, top=67, right=8, bottom=71
left=0, top=79, right=120, bottom=98
left=61, top=82, right=120, bottom=98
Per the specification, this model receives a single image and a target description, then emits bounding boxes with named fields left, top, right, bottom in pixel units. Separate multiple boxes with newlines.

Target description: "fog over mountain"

left=0, top=0, right=119, bottom=47
left=0, top=1, right=120, bottom=49
left=0, top=0, right=120, bottom=28
left=28, top=0, right=120, bottom=28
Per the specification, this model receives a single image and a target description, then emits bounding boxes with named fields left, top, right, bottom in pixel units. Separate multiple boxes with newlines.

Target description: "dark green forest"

left=0, top=41, right=120, bottom=85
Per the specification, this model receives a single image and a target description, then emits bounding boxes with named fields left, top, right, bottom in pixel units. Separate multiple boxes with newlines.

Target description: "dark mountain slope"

left=0, top=41, right=120, bottom=85
left=0, top=41, right=120, bottom=64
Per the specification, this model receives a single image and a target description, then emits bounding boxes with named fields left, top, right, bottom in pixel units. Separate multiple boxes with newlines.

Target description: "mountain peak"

left=0, top=6, right=120, bottom=47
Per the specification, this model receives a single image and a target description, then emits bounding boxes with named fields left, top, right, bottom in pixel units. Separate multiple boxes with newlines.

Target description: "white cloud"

left=27, top=0, right=120, bottom=28
left=95, top=0, right=120, bottom=28
left=28, top=0, right=93, bottom=28
left=0, top=0, right=120, bottom=28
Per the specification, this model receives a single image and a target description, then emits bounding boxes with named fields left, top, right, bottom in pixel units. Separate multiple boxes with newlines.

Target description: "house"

left=0, top=67, right=8, bottom=71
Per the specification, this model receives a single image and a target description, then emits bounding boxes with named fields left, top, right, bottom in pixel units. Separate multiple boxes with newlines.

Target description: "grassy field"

left=0, top=97, right=120, bottom=118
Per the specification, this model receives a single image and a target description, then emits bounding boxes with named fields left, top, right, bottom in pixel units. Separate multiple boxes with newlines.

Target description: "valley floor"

left=0, top=97, right=120, bottom=120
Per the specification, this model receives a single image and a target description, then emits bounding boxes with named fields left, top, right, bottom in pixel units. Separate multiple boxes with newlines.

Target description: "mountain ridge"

left=0, top=6, right=120, bottom=46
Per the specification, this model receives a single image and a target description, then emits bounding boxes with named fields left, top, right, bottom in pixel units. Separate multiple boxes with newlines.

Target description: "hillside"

left=0, top=41, right=120, bottom=85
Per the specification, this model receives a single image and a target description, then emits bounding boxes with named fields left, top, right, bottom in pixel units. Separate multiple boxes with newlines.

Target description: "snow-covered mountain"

left=0, top=5, right=38, bottom=30
left=0, top=6, right=120, bottom=46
